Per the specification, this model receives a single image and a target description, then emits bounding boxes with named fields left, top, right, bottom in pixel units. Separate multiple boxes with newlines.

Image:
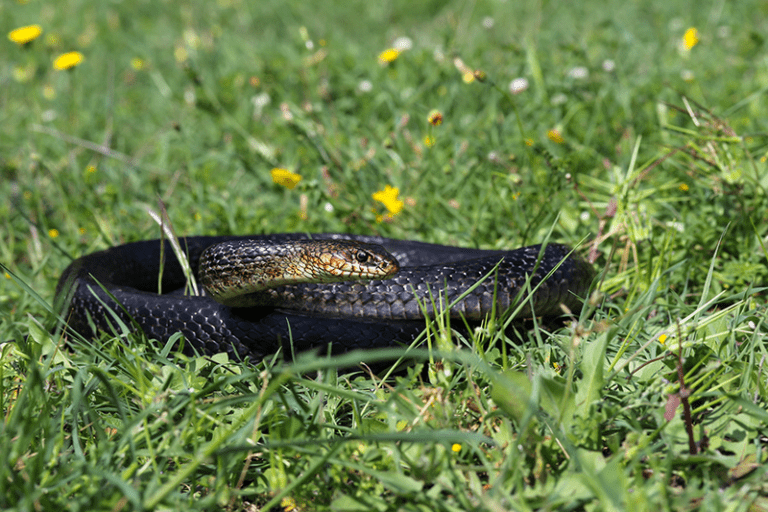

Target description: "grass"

left=2, top=0, right=768, bottom=509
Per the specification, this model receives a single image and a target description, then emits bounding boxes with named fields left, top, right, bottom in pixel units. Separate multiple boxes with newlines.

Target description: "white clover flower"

left=358, top=80, right=373, bottom=93
left=393, top=36, right=413, bottom=51
left=509, top=77, right=529, bottom=94
left=551, top=93, right=567, bottom=105
left=251, top=92, right=271, bottom=117
left=568, top=66, right=589, bottom=79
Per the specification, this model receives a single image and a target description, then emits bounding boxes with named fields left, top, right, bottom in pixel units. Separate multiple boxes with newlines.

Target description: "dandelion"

left=45, top=33, right=59, bottom=47
left=424, top=135, right=436, bottom=147
left=372, top=185, right=404, bottom=216
left=451, top=443, right=462, bottom=453
left=270, top=168, right=302, bottom=189
left=9, top=25, right=42, bottom=45
left=679, top=183, right=689, bottom=192
left=12, top=64, right=34, bottom=83
left=174, top=45, right=188, bottom=63
left=547, top=129, right=564, bottom=144
left=130, top=57, right=145, bottom=70
left=378, top=48, right=399, bottom=64
left=682, top=27, right=699, bottom=50
left=53, top=51, right=84, bottom=70
left=453, top=57, right=475, bottom=83
left=658, top=334, right=668, bottom=345
left=48, top=229, right=59, bottom=238
left=281, top=497, right=298, bottom=511
left=427, top=110, right=443, bottom=126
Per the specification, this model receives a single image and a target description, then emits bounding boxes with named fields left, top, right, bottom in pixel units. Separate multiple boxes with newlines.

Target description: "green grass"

left=2, top=0, right=768, bottom=510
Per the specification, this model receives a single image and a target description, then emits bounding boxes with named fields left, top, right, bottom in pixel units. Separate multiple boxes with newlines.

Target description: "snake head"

left=199, top=238, right=400, bottom=307
left=315, top=241, right=399, bottom=280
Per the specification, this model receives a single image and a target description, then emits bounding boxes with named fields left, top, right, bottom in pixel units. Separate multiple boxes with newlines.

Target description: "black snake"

left=57, top=234, right=595, bottom=360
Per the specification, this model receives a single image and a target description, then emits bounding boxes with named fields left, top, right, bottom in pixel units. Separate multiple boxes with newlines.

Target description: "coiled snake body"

left=58, top=234, right=595, bottom=360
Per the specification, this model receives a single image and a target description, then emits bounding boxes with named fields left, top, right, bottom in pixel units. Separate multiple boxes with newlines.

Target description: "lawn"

left=2, top=0, right=768, bottom=510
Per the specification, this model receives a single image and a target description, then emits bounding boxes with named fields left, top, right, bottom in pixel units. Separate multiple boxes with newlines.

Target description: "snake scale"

left=57, top=233, right=595, bottom=360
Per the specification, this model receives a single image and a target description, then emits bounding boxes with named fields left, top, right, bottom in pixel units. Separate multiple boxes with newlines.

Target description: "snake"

left=57, top=234, right=595, bottom=360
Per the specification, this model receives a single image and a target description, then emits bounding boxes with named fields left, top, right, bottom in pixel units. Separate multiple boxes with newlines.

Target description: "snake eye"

left=355, top=250, right=370, bottom=264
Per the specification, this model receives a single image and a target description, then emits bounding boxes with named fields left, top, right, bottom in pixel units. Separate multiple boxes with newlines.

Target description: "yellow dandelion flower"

left=424, top=135, right=436, bottom=147
left=130, top=57, right=145, bottom=70
left=281, top=497, right=298, bottom=511
left=48, top=228, right=59, bottom=238
left=270, top=168, right=302, bottom=189
left=174, top=45, right=188, bottom=63
left=12, top=64, right=34, bottom=83
left=53, top=51, right=84, bottom=71
left=372, top=185, right=404, bottom=216
left=9, top=25, right=42, bottom=45
left=462, top=71, right=475, bottom=83
left=658, top=334, right=668, bottom=345
left=4, top=272, right=10, bottom=279
left=378, top=48, right=399, bottom=64
left=679, top=183, right=689, bottom=192
left=451, top=443, right=462, bottom=453
left=427, top=110, right=443, bottom=126
left=683, top=28, right=699, bottom=50
left=547, top=129, right=564, bottom=144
